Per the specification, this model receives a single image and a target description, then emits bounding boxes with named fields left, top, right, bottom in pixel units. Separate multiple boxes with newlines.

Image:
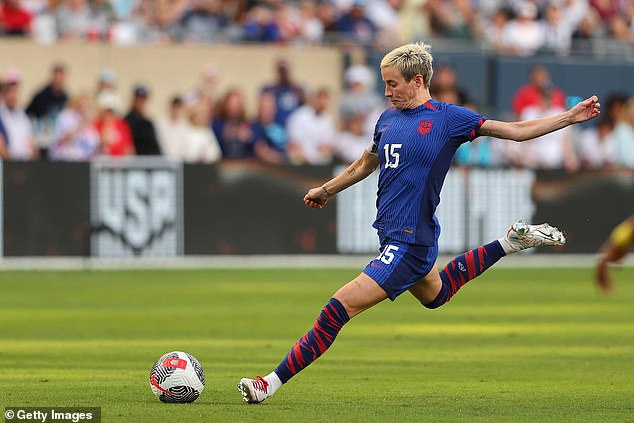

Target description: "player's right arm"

left=304, top=150, right=379, bottom=208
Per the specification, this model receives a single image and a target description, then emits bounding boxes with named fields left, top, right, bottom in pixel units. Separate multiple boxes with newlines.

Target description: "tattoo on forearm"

left=347, top=167, right=356, bottom=177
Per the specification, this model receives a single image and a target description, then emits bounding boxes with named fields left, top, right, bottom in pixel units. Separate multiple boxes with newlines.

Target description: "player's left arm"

left=478, top=95, right=601, bottom=141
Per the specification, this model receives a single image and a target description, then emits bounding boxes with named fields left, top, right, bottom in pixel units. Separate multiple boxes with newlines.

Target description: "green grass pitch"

left=1, top=267, right=633, bottom=422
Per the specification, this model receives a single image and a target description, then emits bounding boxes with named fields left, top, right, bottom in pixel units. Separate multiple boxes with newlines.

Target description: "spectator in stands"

left=501, top=1, right=544, bottom=56
left=504, top=86, right=579, bottom=171
left=49, top=93, right=100, bottom=161
left=108, top=0, right=142, bottom=44
left=137, top=0, right=183, bottom=44
left=242, top=4, right=282, bottom=43
left=365, top=0, right=401, bottom=48
left=542, top=2, right=574, bottom=56
left=94, top=90, right=134, bottom=156
left=562, top=0, right=590, bottom=29
left=26, top=63, right=68, bottom=120
left=612, top=97, right=634, bottom=168
left=483, top=7, right=512, bottom=53
left=182, top=101, right=222, bottom=163
left=571, top=9, right=601, bottom=53
left=287, top=87, right=336, bottom=165
left=252, top=90, right=288, bottom=164
left=55, top=0, right=105, bottom=41
left=0, top=68, right=37, bottom=160
left=396, top=0, right=431, bottom=43
left=339, top=64, right=384, bottom=137
left=426, top=0, right=477, bottom=39
left=577, top=117, right=617, bottom=168
left=605, top=93, right=629, bottom=122
left=622, top=0, right=634, bottom=34
left=29, top=0, right=57, bottom=43
left=590, top=0, right=619, bottom=24
left=25, top=63, right=68, bottom=155
left=95, top=68, right=117, bottom=97
left=109, top=0, right=137, bottom=20
left=212, top=88, right=255, bottom=159
left=185, top=64, right=220, bottom=111
left=333, top=0, right=378, bottom=47
left=335, top=111, right=368, bottom=163
left=430, top=63, right=472, bottom=107
left=577, top=94, right=630, bottom=169
left=261, top=59, right=306, bottom=127
left=93, top=0, right=115, bottom=19
left=1, top=0, right=32, bottom=36
left=297, top=0, right=324, bottom=45
left=125, top=83, right=161, bottom=155
left=512, top=65, right=566, bottom=118
left=273, top=2, right=303, bottom=44
left=315, top=0, right=339, bottom=44
left=607, top=13, right=634, bottom=45
left=157, top=95, right=190, bottom=159
left=180, top=0, right=228, bottom=44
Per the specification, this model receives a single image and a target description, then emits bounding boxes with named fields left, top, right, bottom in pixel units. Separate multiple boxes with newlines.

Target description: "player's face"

left=381, top=66, right=419, bottom=109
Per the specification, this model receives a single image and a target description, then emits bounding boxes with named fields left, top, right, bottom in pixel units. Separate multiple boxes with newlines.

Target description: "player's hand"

left=568, top=95, right=600, bottom=124
left=304, top=186, right=329, bottom=209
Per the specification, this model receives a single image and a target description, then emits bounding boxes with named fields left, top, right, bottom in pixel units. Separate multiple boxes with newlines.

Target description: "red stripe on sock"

left=314, top=325, right=334, bottom=343
left=444, top=267, right=459, bottom=295
left=322, top=306, right=343, bottom=331
left=465, top=250, right=476, bottom=280
left=314, top=334, right=328, bottom=354
left=286, top=352, right=297, bottom=374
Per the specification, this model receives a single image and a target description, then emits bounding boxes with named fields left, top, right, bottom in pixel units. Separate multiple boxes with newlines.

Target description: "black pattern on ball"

left=186, top=353, right=205, bottom=385
left=150, top=352, right=178, bottom=385
left=158, top=385, right=201, bottom=403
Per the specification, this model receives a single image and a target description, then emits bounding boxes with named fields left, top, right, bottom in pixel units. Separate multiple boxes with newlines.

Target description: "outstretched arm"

left=478, top=96, right=601, bottom=141
left=304, top=150, right=380, bottom=208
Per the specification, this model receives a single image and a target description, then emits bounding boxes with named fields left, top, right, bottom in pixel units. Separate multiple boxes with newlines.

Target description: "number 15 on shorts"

left=377, top=245, right=399, bottom=265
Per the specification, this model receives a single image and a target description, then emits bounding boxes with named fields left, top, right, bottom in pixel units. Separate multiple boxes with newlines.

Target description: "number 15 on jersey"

left=384, top=144, right=402, bottom=168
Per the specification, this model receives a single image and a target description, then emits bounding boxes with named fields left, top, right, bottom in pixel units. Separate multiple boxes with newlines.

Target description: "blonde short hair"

left=380, top=42, right=434, bottom=88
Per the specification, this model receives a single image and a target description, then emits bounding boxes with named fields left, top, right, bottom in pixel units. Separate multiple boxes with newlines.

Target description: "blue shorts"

left=363, top=239, right=438, bottom=301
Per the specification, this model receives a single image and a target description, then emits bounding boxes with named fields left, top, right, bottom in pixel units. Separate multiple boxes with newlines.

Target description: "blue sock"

left=274, top=298, right=350, bottom=383
left=425, top=240, right=506, bottom=309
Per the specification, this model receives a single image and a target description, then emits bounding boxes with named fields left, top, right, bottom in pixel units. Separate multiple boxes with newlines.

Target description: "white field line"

left=0, top=254, right=632, bottom=271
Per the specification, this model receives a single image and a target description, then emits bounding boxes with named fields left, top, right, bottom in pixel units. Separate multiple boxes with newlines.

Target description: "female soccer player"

left=239, top=43, right=601, bottom=403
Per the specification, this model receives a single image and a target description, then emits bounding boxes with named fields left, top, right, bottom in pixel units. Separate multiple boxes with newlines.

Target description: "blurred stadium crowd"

left=1, top=0, right=633, bottom=53
left=0, top=0, right=633, bottom=169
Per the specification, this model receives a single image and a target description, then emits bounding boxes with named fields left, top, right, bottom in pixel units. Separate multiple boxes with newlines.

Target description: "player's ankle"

left=263, top=371, right=283, bottom=396
left=498, top=236, right=519, bottom=254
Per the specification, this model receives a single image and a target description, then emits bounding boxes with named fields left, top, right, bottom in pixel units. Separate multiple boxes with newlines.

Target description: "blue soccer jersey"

left=367, top=99, right=487, bottom=246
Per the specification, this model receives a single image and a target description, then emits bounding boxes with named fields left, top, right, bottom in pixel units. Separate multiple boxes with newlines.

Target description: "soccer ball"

left=149, top=351, right=205, bottom=403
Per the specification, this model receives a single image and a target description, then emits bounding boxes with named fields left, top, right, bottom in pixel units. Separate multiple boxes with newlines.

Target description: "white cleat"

left=506, top=220, right=566, bottom=252
left=238, top=376, right=270, bottom=404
